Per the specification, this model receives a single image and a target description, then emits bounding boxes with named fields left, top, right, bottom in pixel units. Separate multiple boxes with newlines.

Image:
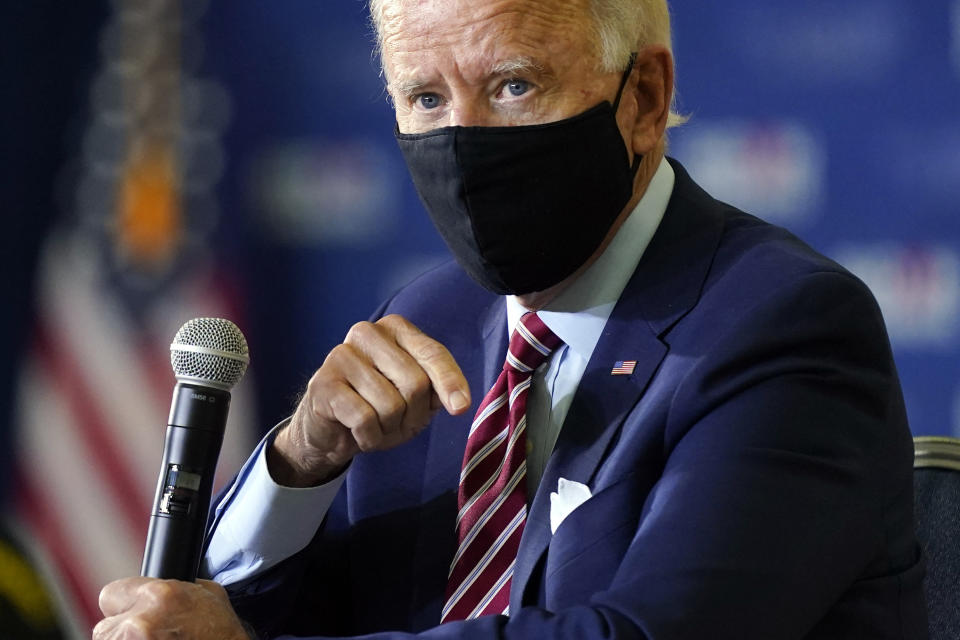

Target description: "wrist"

left=267, top=426, right=345, bottom=488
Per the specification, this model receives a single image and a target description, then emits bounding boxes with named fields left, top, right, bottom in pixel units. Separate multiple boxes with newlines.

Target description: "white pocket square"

left=549, top=477, right=592, bottom=534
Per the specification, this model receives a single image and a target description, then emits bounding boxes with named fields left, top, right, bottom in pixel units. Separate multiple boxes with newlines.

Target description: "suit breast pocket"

left=543, top=472, right=646, bottom=610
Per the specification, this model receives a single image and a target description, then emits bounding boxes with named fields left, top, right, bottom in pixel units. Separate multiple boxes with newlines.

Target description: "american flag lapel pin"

left=611, top=360, right=637, bottom=375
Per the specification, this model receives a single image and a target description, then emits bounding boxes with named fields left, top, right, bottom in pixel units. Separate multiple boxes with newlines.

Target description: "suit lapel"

left=510, top=296, right=666, bottom=612
left=407, top=293, right=507, bottom=628
left=510, top=159, right=726, bottom=611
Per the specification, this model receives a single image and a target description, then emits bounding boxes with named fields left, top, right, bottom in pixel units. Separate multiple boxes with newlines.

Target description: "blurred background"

left=1, top=0, right=957, bottom=636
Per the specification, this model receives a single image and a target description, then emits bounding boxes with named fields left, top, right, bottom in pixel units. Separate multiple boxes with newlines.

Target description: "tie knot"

left=505, top=313, right=562, bottom=374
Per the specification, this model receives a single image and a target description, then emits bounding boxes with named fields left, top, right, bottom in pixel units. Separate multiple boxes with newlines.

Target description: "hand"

left=269, top=314, right=471, bottom=486
left=94, top=577, right=249, bottom=640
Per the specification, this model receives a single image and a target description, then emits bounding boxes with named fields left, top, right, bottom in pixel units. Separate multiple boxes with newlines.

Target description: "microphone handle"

left=141, top=383, right=231, bottom=581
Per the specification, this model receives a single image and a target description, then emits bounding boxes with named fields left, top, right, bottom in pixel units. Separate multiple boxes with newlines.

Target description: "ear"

left=623, top=45, right=673, bottom=157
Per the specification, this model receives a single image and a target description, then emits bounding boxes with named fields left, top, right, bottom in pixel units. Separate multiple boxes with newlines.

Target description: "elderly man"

left=96, top=0, right=927, bottom=638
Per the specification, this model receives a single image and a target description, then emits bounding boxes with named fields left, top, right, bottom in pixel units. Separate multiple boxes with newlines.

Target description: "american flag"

left=12, top=2, right=254, bottom=635
left=611, top=360, right=638, bottom=375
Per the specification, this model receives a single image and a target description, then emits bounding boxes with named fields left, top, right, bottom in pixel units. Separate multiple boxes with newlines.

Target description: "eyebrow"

left=489, top=56, right=548, bottom=77
left=391, top=78, right=427, bottom=99
left=390, top=56, right=552, bottom=99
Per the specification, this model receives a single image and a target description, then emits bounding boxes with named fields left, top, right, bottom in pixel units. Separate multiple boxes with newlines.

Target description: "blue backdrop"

left=202, top=1, right=960, bottom=436
left=5, top=3, right=955, bottom=630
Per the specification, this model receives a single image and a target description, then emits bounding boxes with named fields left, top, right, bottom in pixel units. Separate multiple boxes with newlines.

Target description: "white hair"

left=369, top=0, right=685, bottom=129
left=588, top=0, right=685, bottom=128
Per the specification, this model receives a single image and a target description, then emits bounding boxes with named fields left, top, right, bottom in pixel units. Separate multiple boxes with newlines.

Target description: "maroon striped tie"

left=441, top=312, right=562, bottom=622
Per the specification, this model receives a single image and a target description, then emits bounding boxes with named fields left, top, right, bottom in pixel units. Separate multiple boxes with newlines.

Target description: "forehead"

left=379, top=0, right=596, bottom=81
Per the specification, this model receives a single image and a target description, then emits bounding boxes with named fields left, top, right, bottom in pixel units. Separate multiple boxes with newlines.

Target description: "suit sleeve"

left=238, top=271, right=920, bottom=639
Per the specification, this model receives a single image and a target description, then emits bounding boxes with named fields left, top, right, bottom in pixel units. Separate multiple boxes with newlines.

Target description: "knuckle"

left=345, top=320, right=377, bottom=344
left=383, top=396, right=406, bottom=424
left=351, top=415, right=383, bottom=451
left=322, top=343, right=352, bottom=369
left=332, top=436, right=359, bottom=461
left=203, top=579, right=228, bottom=599
left=331, top=395, right=375, bottom=432
left=376, top=314, right=406, bottom=331
left=97, top=585, right=112, bottom=615
left=355, top=430, right=383, bottom=452
left=118, top=616, right=150, bottom=639
left=141, top=580, right=177, bottom=605
left=141, top=580, right=172, bottom=599
left=309, top=352, right=355, bottom=397
left=303, top=384, right=326, bottom=413
left=304, top=375, right=333, bottom=407
left=353, top=403, right=379, bottom=431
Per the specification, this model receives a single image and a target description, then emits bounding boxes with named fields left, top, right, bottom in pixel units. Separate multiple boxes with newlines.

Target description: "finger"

left=321, top=345, right=408, bottom=447
left=94, top=614, right=151, bottom=640
left=92, top=615, right=118, bottom=640
left=197, top=579, right=230, bottom=601
left=378, top=315, right=471, bottom=415
left=344, top=321, right=436, bottom=431
left=319, top=378, right=388, bottom=452
left=340, top=347, right=410, bottom=438
left=196, top=579, right=237, bottom=609
left=99, top=577, right=152, bottom=616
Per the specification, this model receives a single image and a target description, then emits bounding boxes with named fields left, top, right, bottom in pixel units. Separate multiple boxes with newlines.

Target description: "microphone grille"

left=170, top=317, right=250, bottom=390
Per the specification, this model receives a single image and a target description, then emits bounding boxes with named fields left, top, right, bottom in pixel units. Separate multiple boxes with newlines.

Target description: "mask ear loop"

left=612, top=52, right=642, bottom=176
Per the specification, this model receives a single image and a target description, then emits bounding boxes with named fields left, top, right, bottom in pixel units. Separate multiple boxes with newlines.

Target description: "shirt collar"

left=506, top=157, right=675, bottom=360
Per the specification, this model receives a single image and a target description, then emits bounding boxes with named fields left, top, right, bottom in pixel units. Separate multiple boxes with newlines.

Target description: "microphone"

left=141, top=317, right=250, bottom=581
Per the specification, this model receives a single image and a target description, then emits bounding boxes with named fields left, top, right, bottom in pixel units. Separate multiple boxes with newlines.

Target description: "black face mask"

left=395, top=57, right=640, bottom=295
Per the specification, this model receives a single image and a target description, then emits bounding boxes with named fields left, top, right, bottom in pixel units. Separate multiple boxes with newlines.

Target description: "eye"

left=416, top=93, right=442, bottom=110
left=504, top=79, right=531, bottom=97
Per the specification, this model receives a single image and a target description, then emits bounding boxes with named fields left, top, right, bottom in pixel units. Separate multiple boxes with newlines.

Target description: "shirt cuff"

left=204, top=420, right=347, bottom=585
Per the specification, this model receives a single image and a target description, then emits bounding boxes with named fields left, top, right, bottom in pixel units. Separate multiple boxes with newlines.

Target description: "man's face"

left=381, top=0, right=630, bottom=135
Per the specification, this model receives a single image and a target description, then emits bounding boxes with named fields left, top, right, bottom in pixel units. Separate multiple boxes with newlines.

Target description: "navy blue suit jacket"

left=218, top=161, right=927, bottom=639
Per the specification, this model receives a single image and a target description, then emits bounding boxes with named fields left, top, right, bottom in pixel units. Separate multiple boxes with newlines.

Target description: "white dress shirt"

left=204, top=158, right=675, bottom=585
